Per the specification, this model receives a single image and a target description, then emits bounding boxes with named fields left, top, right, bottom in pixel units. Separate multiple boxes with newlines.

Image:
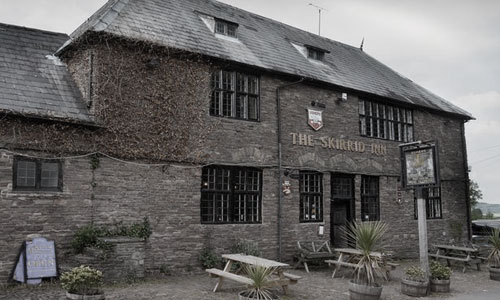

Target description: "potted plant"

left=345, top=221, right=388, bottom=300
left=60, top=265, right=105, bottom=300
left=401, top=265, right=428, bottom=297
left=488, top=228, right=500, bottom=281
left=429, top=261, right=451, bottom=292
left=239, top=265, right=278, bottom=300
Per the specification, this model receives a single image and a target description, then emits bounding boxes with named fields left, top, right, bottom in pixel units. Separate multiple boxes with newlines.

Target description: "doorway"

left=331, top=174, right=355, bottom=248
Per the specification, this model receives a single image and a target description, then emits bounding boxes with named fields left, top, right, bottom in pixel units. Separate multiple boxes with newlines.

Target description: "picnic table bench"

left=207, top=254, right=301, bottom=294
left=294, top=240, right=335, bottom=273
left=429, top=244, right=481, bottom=273
left=326, top=248, right=398, bottom=279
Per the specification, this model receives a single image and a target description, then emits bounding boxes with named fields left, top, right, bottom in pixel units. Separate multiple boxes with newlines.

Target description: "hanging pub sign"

left=400, top=141, right=440, bottom=189
left=11, top=237, right=58, bottom=284
left=307, top=108, right=323, bottom=131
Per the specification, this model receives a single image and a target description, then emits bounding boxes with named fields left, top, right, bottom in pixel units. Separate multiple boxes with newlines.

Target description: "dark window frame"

left=214, top=19, right=238, bottom=38
left=299, top=171, right=323, bottom=223
left=201, top=165, right=263, bottom=224
left=359, top=99, right=414, bottom=142
left=12, top=156, right=63, bottom=192
left=414, top=187, right=442, bottom=219
left=210, top=70, right=260, bottom=121
left=361, top=176, right=380, bottom=221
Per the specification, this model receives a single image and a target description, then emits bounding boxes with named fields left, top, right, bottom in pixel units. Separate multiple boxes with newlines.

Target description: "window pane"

left=222, top=92, right=232, bottom=117
left=235, top=94, right=246, bottom=119
left=248, top=96, right=258, bottom=120
left=41, top=162, right=59, bottom=188
left=201, top=166, right=261, bottom=224
left=227, top=24, right=237, bottom=37
left=299, top=172, right=323, bottom=222
left=361, top=176, right=379, bottom=221
left=248, top=76, right=258, bottom=95
left=17, top=161, right=36, bottom=187
left=215, top=21, right=225, bottom=34
left=359, top=100, right=365, bottom=115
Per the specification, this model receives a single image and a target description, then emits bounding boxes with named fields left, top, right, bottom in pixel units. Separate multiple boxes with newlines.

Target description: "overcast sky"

left=1, top=0, right=499, bottom=204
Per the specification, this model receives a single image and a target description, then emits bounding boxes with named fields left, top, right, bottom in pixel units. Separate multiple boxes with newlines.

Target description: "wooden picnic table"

left=206, top=254, right=301, bottom=294
left=325, top=248, right=398, bottom=279
left=429, top=244, right=481, bottom=272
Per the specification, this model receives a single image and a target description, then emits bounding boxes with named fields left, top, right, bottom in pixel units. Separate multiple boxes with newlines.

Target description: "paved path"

left=0, top=261, right=498, bottom=299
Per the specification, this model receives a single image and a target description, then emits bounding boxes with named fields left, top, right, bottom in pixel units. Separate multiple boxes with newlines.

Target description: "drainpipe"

left=276, top=78, right=304, bottom=261
left=461, top=120, right=472, bottom=241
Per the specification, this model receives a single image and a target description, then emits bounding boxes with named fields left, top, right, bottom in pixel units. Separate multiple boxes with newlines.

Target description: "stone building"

left=0, top=0, right=473, bottom=282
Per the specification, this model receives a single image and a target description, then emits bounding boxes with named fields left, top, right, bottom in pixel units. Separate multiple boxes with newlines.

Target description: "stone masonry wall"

left=0, top=38, right=470, bottom=282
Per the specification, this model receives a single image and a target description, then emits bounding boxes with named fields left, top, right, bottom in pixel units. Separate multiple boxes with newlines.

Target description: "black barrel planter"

left=490, top=266, right=500, bottom=281
left=349, top=280, right=383, bottom=300
left=430, top=279, right=450, bottom=293
left=401, top=278, right=428, bottom=297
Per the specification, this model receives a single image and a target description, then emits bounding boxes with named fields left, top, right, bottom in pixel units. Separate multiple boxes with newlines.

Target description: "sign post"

left=400, top=141, right=440, bottom=283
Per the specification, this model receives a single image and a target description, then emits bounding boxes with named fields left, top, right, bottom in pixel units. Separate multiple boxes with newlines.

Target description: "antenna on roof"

left=360, top=37, right=364, bottom=51
left=309, top=3, right=327, bottom=36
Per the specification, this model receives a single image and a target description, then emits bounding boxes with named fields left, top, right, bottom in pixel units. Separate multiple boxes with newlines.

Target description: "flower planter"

left=238, top=291, right=278, bottom=300
left=489, top=266, right=500, bottom=281
left=430, top=279, right=450, bottom=293
left=348, top=280, right=383, bottom=300
left=66, top=292, right=105, bottom=300
left=401, top=278, right=428, bottom=297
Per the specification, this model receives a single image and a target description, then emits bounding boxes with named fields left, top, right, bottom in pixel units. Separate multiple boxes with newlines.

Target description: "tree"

left=471, top=207, right=483, bottom=220
left=469, top=179, right=483, bottom=208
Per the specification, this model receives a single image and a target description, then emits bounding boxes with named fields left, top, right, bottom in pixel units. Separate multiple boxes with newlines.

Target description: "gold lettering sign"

left=290, top=133, right=387, bottom=156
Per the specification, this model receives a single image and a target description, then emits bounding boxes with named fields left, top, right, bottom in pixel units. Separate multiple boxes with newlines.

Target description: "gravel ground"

left=0, top=260, right=498, bottom=299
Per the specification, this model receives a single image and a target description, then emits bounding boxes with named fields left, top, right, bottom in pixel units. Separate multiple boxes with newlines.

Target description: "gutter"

left=461, top=121, right=472, bottom=240
left=276, top=78, right=304, bottom=262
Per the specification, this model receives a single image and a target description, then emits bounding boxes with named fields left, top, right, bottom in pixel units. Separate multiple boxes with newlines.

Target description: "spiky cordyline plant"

left=241, top=265, right=277, bottom=300
left=345, top=221, right=389, bottom=286
left=488, top=228, right=500, bottom=268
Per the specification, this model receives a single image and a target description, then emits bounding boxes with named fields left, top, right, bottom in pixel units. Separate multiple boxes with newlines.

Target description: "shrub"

left=345, top=221, right=388, bottom=286
left=70, top=217, right=152, bottom=254
left=70, top=225, right=110, bottom=254
left=405, top=266, right=427, bottom=282
left=430, top=261, right=452, bottom=280
left=60, top=265, right=103, bottom=295
left=199, top=247, right=221, bottom=269
left=230, top=240, right=261, bottom=257
left=488, top=228, right=500, bottom=267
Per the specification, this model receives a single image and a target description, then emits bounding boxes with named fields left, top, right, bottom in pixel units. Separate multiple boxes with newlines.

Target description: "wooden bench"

left=429, top=253, right=481, bottom=272
left=294, top=240, right=335, bottom=272
left=283, top=272, right=302, bottom=283
left=206, top=268, right=253, bottom=288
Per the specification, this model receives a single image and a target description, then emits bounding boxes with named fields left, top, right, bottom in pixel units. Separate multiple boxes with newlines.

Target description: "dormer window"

left=215, top=19, right=238, bottom=38
left=307, top=47, right=325, bottom=61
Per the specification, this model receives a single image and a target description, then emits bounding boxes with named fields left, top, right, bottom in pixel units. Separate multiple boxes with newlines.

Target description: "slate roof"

left=67, top=0, right=471, bottom=119
left=0, top=23, right=94, bottom=124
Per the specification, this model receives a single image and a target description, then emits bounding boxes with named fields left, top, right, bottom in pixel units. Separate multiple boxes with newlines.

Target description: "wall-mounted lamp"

left=336, top=92, right=348, bottom=102
left=310, top=101, right=326, bottom=108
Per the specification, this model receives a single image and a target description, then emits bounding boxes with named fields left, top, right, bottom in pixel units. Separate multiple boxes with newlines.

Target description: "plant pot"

left=66, top=292, right=105, bottom=300
left=401, top=278, right=428, bottom=297
left=348, top=280, right=383, bottom=300
left=238, top=291, right=278, bottom=300
left=489, top=266, right=500, bottom=281
left=430, top=278, right=450, bottom=293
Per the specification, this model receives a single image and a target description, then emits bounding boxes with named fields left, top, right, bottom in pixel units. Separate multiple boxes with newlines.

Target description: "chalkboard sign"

left=12, top=237, right=57, bottom=284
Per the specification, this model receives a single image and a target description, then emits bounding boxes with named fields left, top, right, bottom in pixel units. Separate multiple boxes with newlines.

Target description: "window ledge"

left=214, top=33, right=241, bottom=43
left=2, top=190, right=66, bottom=198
